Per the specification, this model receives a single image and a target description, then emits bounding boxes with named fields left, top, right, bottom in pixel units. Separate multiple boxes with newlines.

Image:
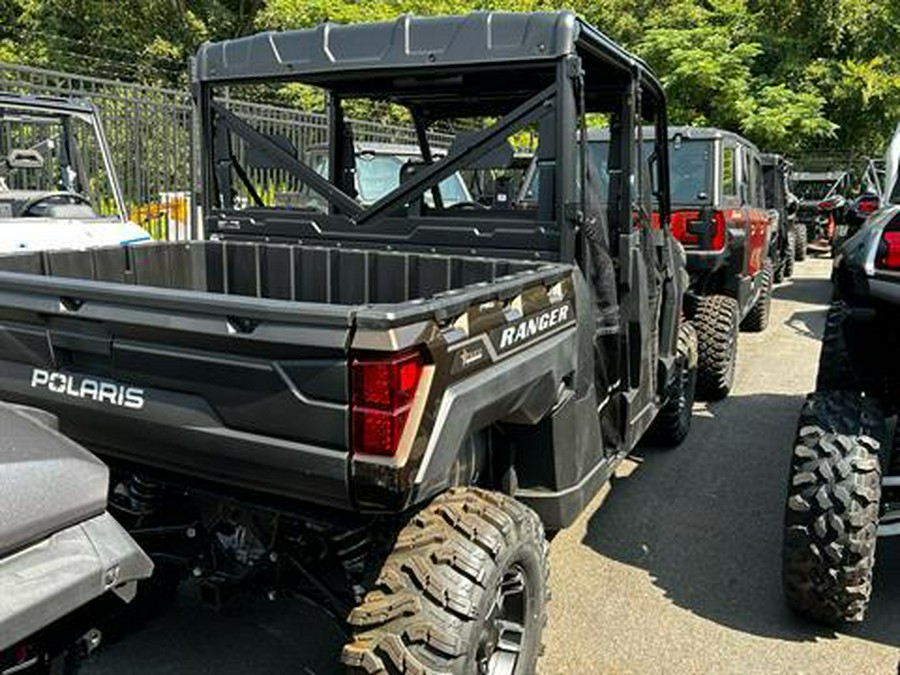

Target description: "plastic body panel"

left=0, top=512, right=152, bottom=651
left=0, top=402, right=107, bottom=557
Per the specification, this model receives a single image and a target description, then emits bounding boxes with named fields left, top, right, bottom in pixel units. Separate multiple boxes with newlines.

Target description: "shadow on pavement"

left=582, top=391, right=900, bottom=648
left=773, top=275, right=834, bottom=306
left=783, top=309, right=825, bottom=342
left=81, top=585, right=346, bottom=675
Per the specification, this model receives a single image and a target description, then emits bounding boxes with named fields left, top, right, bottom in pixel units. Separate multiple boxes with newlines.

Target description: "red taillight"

left=877, top=231, right=900, bottom=270
left=351, top=350, right=424, bottom=456
left=859, top=198, right=879, bottom=213
left=709, top=210, right=726, bottom=250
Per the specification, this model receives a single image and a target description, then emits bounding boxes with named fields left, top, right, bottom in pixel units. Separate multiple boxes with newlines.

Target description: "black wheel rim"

left=477, top=564, right=529, bottom=675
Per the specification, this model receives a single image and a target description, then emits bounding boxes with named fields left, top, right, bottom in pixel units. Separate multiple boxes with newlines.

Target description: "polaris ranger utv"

left=0, top=12, right=696, bottom=673
left=781, top=200, right=900, bottom=624
left=546, top=127, right=773, bottom=399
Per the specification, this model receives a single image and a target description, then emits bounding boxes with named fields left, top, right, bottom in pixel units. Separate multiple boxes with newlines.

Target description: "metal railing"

left=0, top=62, right=453, bottom=239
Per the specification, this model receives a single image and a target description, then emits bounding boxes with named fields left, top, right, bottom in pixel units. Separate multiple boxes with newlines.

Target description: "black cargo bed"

left=0, top=240, right=565, bottom=329
left=0, top=240, right=570, bottom=507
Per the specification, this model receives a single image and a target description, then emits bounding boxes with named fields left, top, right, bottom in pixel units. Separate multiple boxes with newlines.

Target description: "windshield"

left=668, top=139, right=712, bottom=204
left=521, top=137, right=711, bottom=206
left=792, top=179, right=836, bottom=201
left=0, top=109, right=118, bottom=219
left=313, top=152, right=472, bottom=207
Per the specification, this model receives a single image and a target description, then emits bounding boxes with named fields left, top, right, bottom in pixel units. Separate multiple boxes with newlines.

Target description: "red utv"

left=527, top=127, right=774, bottom=399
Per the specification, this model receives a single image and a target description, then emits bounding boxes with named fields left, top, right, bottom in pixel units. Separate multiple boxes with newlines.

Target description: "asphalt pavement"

left=83, top=256, right=900, bottom=675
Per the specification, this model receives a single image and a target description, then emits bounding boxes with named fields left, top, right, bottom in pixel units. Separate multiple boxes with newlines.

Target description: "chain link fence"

left=0, top=62, right=453, bottom=239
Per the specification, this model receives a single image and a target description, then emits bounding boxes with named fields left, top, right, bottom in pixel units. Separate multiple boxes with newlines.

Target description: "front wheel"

left=343, top=488, right=548, bottom=674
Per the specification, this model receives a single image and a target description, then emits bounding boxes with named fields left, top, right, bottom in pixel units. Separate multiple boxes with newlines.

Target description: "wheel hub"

left=477, top=565, right=529, bottom=675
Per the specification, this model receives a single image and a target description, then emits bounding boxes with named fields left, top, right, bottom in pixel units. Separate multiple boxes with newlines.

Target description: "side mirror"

left=5, top=148, right=44, bottom=170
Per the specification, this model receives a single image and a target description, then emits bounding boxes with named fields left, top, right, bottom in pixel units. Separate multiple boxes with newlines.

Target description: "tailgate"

left=0, top=270, right=356, bottom=507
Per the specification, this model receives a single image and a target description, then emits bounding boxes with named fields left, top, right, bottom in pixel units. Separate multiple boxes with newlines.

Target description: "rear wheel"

left=782, top=390, right=885, bottom=624
left=784, top=231, right=795, bottom=278
left=694, top=294, right=739, bottom=400
left=795, top=222, right=808, bottom=261
left=647, top=321, right=697, bottom=447
left=343, top=488, right=548, bottom=675
left=741, top=260, right=773, bottom=333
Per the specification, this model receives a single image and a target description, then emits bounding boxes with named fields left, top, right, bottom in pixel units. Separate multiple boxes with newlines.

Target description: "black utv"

left=0, top=12, right=696, bottom=673
left=782, top=202, right=900, bottom=624
left=761, top=153, right=798, bottom=283
left=791, top=169, right=851, bottom=257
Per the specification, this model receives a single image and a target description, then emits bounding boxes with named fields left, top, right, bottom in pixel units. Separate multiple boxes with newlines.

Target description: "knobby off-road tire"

left=343, top=488, right=549, bottom=675
left=784, top=231, right=796, bottom=279
left=694, top=294, right=739, bottom=401
left=773, top=256, right=785, bottom=284
left=815, top=301, right=858, bottom=392
left=647, top=321, right=698, bottom=447
left=741, top=260, right=773, bottom=333
left=782, top=390, right=885, bottom=624
left=795, top=222, right=808, bottom=261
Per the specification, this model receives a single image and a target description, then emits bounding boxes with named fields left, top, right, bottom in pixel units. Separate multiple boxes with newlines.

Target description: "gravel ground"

left=83, top=256, right=900, bottom=675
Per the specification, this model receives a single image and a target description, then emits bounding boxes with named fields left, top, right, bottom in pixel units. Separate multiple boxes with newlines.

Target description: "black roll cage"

left=194, top=12, right=670, bottom=263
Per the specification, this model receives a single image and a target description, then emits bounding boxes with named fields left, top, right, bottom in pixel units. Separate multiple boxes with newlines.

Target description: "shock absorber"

left=331, top=525, right=373, bottom=601
left=109, top=473, right=161, bottom=529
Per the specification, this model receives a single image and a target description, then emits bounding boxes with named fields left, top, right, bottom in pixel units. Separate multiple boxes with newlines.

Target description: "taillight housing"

left=671, top=209, right=725, bottom=251
left=876, top=231, right=900, bottom=271
left=858, top=198, right=879, bottom=213
left=709, top=210, right=726, bottom=250
left=351, top=349, right=424, bottom=456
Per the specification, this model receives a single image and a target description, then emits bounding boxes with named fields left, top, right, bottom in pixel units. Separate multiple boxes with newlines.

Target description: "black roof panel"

left=195, top=11, right=658, bottom=89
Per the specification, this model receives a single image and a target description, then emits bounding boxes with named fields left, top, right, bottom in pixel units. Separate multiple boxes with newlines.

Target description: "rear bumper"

left=0, top=512, right=152, bottom=651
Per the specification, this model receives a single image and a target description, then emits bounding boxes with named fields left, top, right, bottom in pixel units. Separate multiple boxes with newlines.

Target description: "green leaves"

left=0, top=0, right=895, bottom=157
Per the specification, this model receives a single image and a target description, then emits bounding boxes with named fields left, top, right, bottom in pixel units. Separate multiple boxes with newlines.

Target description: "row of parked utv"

left=0, top=11, right=895, bottom=675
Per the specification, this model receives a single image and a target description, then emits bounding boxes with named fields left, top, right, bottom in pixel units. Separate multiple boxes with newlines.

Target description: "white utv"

left=0, top=93, right=149, bottom=253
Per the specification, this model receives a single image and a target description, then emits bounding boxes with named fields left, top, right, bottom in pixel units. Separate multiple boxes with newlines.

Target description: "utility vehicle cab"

left=0, top=94, right=149, bottom=252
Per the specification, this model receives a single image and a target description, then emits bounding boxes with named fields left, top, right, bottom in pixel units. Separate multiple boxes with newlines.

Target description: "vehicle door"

left=618, top=103, right=671, bottom=448
left=720, top=141, right=752, bottom=278
left=745, top=150, right=769, bottom=276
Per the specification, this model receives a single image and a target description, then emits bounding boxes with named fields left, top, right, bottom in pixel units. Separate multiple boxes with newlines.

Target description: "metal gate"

left=0, top=62, right=452, bottom=239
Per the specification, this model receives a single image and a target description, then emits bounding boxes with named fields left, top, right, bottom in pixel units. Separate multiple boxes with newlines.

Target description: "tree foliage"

left=0, top=0, right=897, bottom=157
